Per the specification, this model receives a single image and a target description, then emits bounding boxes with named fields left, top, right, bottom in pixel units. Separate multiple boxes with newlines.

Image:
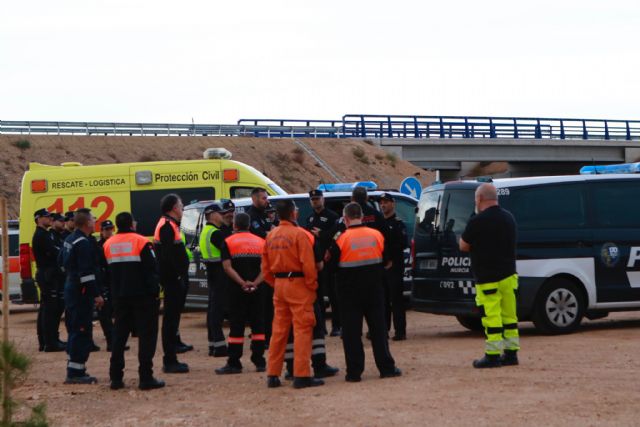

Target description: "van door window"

left=130, top=187, right=215, bottom=237
left=416, top=190, right=443, bottom=234
left=509, top=184, right=586, bottom=230
left=592, top=181, right=640, bottom=228
left=442, top=190, right=475, bottom=235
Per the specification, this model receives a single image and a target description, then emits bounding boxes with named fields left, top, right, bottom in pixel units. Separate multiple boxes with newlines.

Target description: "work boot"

left=380, top=367, right=402, bottom=378
left=392, top=333, right=407, bottom=341
left=473, top=354, right=502, bottom=369
left=139, top=377, right=166, bottom=390
left=329, top=327, right=342, bottom=337
left=209, top=347, right=227, bottom=357
left=345, top=375, right=361, bottom=383
left=500, top=350, right=519, bottom=366
left=43, top=342, right=67, bottom=352
left=267, top=376, right=282, bottom=388
left=255, top=365, right=266, bottom=373
left=64, top=375, right=98, bottom=385
left=314, top=364, right=339, bottom=379
left=176, top=342, right=194, bottom=354
left=215, top=364, right=242, bottom=375
left=162, top=361, right=189, bottom=374
left=293, top=377, right=325, bottom=389
left=110, top=379, right=125, bottom=390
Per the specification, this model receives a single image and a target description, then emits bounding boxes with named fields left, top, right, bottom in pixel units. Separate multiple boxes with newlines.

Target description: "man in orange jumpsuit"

left=261, top=199, right=324, bottom=389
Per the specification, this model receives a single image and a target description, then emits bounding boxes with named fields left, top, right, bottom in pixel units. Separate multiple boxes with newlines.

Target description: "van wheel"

left=456, top=315, right=483, bottom=332
left=532, top=278, right=585, bottom=334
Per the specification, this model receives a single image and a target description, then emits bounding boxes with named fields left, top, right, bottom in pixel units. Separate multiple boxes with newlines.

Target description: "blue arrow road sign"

left=399, top=177, right=422, bottom=199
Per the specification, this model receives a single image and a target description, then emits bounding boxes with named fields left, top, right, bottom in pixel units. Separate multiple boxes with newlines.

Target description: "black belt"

left=274, top=272, right=304, bottom=278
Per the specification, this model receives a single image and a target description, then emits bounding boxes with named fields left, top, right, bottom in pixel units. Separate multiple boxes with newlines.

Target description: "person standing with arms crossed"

left=262, top=200, right=324, bottom=389
left=154, top=194, right=190, bottom=374
left=459, top=183, right=520, bottom=368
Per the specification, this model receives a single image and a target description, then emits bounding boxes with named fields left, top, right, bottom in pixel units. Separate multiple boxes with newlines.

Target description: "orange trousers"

left=266, top=277, right=316, bottom=378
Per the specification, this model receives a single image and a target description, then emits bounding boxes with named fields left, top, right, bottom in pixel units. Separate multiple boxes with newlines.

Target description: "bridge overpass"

left=3, top=114, right=640, bottom=180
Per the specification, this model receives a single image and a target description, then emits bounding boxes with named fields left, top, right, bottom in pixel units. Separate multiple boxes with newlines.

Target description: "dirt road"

left=8, top=309, right=640, bottom=426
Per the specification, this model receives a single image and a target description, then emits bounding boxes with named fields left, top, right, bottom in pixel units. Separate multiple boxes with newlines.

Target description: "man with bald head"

left=459, top=183, right=519, bottom=369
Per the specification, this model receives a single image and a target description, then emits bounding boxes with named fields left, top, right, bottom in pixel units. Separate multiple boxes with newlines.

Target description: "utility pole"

left=1, top=196, right=11, bottom=424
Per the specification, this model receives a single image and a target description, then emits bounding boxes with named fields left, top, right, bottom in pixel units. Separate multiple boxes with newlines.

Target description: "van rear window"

left=592, top=182, right=640, bottom=228
left=507, top=184, right=586, bottom=230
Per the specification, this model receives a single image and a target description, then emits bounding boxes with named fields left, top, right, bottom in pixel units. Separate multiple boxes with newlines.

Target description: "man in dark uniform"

left=96, top=220, right=116, bottom=351
left=379, top=193, right=409, bottom=341
left=216, top=212, right=266, bottom=374
left=105, top=212, right=164, bottom=390
left=62, top=211, right=75, bottom=239
left=306, top=189, right=341, bottom=336
left=153, top=194, right=190, bottom=374
left=351, top=186, right=388, bottom=235
left=246, top=187, right=274, bottom=344
left=199, top=199, right=235, bottom=357
left=33, top=209, right=65, bottom=352
left=49, top=213, right=68, bottom=349
left=60, top=208, right=104, bottom=384
left=331, top=202, right=401, bottom=382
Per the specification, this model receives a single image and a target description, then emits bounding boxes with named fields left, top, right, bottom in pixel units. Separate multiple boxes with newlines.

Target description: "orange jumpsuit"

left=262, top=220, right=318, bottom=378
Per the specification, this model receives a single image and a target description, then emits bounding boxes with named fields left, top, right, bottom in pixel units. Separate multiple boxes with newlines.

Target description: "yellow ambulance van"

left=17, top=148, right=285, bottom=302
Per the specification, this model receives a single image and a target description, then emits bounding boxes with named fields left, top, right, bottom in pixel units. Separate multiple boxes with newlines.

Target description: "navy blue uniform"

left=61, top=230, right=100, bottom=378
left=383, top=214, right=409, bottom=337
left=33, top=226, right=62, bottom=350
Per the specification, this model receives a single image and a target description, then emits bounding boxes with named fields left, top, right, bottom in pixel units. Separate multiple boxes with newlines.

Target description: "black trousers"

left=97, top=286, right=114, bottom=345
left=263, top=285, right=274, bottom=346
left=206, top=264, right=228, bottom=351
left=176, top=276, right=189, bottom=344
left=36, top=270, right=61, bottom=348
left=322, top=268, right=341, bottom=330
left=64, top=285, right=94, bottom=377
left=110, top=296, right=159, bottom=382
left=227, top=283, right=265, bottom=368
left=384, top=267, right=406, bottom=336
left=162, top=277, right=186, bottom=365
left=337, top=267, right=396, bottom=378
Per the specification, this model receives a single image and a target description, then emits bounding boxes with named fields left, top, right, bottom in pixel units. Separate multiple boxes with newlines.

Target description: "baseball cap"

left=309, top=189, right=323, bottom=198
left=220, top=199, right=235, bottom=213
left=64, top=211, right=75, bottom=221
left=51, top=213, right=65, bottom=222
left=380, top=192, right=395, bottom=202
left=34, top=208, right=51, bottom=220
left=101, top=220, right=114, bottom=230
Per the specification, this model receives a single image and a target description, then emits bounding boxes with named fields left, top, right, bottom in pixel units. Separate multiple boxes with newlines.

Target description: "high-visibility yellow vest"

left=199, top=223, right=221, bottom=263
left=181, top=232, right=193, bottom=262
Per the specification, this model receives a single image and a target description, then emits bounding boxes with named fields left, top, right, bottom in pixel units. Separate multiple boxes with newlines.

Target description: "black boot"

left=473, top=354, right=502, bottom=369
left=215, top=364, right=243, bottom=375
left=65, top=375, right=98, bottom=385
left=501, top=350, right=519, bottom=366
left=139, top=377, right=166, bottom=390
left=110, top=379, right=125, bottom=390
left=314, top=364, right=339, bottom=379
left=267, top=376, right=281, bottom=388
left=163, top=361, right=189, bottom=374
left=293, top=377, right=325, bottom=389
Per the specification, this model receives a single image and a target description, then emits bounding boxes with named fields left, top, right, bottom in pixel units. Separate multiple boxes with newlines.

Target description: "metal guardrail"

left=2, top=116, right=640, bottom=140
left=342, top=114, right=640, bottom=140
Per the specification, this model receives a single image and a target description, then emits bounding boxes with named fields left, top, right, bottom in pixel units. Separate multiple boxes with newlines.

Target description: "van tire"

left=532, top=278, right=585, bottom=334
left=456, top=315, right=483, bottom=332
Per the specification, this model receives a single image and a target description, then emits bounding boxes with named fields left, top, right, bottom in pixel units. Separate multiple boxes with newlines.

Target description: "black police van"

left=411, top=168, right=640, bottom=334
left=182, top=189, right=418, bottom=308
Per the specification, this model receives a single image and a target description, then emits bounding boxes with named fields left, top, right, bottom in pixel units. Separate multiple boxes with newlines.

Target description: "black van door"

left=589, top=180, right=640, bottom=302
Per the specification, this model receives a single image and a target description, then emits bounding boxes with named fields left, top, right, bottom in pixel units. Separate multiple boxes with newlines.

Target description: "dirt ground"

left=6, top=307, right=640, bottom=426
left=0, top=135, right=432, bottom=219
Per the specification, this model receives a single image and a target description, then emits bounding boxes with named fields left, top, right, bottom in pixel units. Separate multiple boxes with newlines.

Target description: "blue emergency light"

left=580, top=163, right=640, bottom=175
left=317, top=181, right=378, bottom=192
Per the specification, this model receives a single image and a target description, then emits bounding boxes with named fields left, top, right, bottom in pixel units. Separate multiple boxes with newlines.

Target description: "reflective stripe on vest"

left=336, top=226, right=384, bottom=268
left=200, top=223, right=221, bottom=263
left=104, top=232, right=150, bottom=265
left=153, top=216, right=182, bottom=245
left=225, top=232, right=265, bottom=259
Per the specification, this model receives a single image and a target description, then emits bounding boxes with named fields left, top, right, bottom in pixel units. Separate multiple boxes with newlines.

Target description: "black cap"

left=51, top=213, right=65, bottom=222
left=309, top=189, right=323, bottom=198
left=380, top=192, right=395, bottom=202
left=204, top=202, right=223, bottom=215
left=64, top=211, right=75, bottom=221
left=220, top=199, right=235, bottom=213
left=101, top=220, right=114, bottom=230
left=34, top=208, right=51, bottom=220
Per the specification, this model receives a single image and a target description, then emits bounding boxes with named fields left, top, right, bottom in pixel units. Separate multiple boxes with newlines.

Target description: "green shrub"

left=12, top=139, right=31, bottom=150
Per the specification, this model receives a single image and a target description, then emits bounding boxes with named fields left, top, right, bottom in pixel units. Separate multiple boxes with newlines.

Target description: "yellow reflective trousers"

left=475, top=274, right=520, bottom=355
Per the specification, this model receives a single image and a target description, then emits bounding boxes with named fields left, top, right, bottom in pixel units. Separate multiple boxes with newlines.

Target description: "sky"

left=1, top=0, right=639, bottom=124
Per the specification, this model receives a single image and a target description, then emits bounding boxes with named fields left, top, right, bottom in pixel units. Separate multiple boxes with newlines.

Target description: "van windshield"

left=416, top=190, right=443, bottom=234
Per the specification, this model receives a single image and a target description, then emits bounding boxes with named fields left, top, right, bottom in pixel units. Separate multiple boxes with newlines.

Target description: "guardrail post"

left=489, top=119, right=496, bottom=138
left=464, top=118, right=469, bottom=138
left=535, top=119, right=542, bottom=139
left=582, top=120, right=588, bottom=139
left=414, top=117, right=419, bottom=138
left=513, top=119, right=518, bottom=138
left=387, top=116, right=392, bottom=138
left=360, top=116, right=366, bottom=138
left=439, top=117, right=445, bottom=138
left=560, top=120, right=565, bottom=139
left=604, top=121, right=610, bottom=140
left=626, top=121, right=631, bottom=140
